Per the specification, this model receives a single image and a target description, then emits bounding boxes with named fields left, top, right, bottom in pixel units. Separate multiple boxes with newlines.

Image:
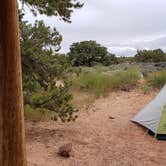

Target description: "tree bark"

left=0, top=0, right=27, bottom=166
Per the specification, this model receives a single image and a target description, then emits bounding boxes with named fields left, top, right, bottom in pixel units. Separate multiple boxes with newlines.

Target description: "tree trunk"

left=0, top=1, right=27, bottom=166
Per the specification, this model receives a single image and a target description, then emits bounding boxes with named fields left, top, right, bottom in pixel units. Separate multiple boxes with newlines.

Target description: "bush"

left=146, top=70, right=166, bottom=88
left=24, top=81, right=78, bottom=122
left=134, top=49, right=166, bottom=62
left=71, top=68, right=141, bottom=97
left=141, top=85, right=152, bottom=94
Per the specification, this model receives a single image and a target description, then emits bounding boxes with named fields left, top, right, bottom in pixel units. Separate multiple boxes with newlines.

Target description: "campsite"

left=1, top=1, right=166, bottom=166
left=25, top=62, right=166, bottom=166
left=26, top=87, right=166, bottom=166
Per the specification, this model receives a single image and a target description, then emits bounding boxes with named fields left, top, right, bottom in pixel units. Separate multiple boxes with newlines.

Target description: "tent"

left=132, top=85, right=166, bottom=140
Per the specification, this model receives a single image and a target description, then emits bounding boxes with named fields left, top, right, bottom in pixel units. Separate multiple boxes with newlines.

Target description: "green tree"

left=19, top=0, right=84, bottom=122
left=20, top=14, right=77, bottom=122
left=135, top=49, right=166, bottom=62
left=21, top=0, right=83, bottom=22
left=0, top=1, right=83, bottom=165
left=102, top=53, right=119, bottom=66
left=68, top=40, right=116, bottom=67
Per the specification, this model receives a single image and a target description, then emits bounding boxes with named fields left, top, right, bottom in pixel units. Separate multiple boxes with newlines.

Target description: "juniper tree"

left=0, top=0, right=83, bottom=165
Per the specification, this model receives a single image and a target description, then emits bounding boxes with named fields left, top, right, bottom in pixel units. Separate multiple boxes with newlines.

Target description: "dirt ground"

left=26, top=89, right=166, bottom=166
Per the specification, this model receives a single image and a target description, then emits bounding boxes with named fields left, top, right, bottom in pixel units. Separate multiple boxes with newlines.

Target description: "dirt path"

left=26, top=90, right=166, bottom=166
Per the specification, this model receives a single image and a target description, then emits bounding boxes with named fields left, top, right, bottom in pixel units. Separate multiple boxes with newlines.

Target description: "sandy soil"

left=26, top=89, right=166, bottom=166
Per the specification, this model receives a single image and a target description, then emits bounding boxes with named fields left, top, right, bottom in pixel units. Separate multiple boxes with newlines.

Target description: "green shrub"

left=134, top=49, right=166, bottom=63
left=24, top=81, right=78, bottom=122
left=146, top=70, right=166, bottom=88
left=71, top=68, right=141, bottom=97
left=141, top=85, right=151, bottom=94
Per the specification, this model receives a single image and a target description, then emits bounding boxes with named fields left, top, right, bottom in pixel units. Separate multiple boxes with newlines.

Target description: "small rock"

left=92, top=109, right=96, bottom=112
left=58, top=143, right=72, bottom=158
left=109, top=116, right=115, bottom=120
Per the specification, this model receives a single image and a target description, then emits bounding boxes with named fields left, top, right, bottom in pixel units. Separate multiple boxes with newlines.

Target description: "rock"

left=109, top=116, right=115, bottom=120
left=155, top=62, right=166, bottom=70
left=92, top=108, right=96, bottom=112
left=58, top=143, right=72, bottom=158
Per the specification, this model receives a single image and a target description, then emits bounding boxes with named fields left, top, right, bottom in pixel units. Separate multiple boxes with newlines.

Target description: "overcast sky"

left=24, top=0, right=166, bottom=56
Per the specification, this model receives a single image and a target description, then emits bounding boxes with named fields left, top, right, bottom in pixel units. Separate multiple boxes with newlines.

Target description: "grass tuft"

left=24, top=104, right=54, bottom=121
left=71, top=68, right=141, bottom=97
left=146, top=70, right=166, bottom=88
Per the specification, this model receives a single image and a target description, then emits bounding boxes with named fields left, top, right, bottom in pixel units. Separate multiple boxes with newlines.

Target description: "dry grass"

left=71, top=90, right=96, bottom=111
left=146, top=70, right=166, bottom=88
left=71, top=68, right=141, bottom=97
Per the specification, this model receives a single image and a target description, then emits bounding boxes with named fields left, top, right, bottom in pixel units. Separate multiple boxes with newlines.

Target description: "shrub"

left=134, top=49, right=166, bottom=62
left=146, top=70, right=166, bottom=88
left=24, top=81, right=78, bottom=122
left=141, top=85, right=152, bottom=94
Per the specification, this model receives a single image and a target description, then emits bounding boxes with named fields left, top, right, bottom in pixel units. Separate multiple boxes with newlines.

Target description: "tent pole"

left=0, top=0, right=27, bottom=165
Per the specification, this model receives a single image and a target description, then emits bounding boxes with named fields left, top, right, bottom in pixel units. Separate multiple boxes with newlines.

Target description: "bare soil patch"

left=26, top=89, right=166, bottom=166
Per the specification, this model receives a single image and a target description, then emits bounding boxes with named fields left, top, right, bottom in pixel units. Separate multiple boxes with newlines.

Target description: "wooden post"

left=0, top=0, right=27, bottom=165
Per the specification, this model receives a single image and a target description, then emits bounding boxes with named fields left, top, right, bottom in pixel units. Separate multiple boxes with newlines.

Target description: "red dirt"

left=26, top=89, right=166, bottom=166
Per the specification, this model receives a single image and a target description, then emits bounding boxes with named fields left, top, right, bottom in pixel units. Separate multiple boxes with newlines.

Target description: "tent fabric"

left=157, top=105, right=166, bottom=134
left=132, top=85, right=166, bottom=133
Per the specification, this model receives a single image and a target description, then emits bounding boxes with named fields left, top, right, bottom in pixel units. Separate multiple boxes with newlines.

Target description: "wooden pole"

left=0, top=0, right=27, bottom=165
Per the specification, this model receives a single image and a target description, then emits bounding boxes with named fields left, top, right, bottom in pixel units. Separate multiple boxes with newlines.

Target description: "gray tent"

left=132, top=85, right=166, bottom=139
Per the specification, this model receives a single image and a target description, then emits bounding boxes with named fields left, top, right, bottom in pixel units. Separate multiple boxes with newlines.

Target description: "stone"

left=58, top=143, right=72, bottom=158
left=109, top=116, right=115, bottom=120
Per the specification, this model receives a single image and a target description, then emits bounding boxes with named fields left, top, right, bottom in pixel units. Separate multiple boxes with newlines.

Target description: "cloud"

left=109, top=46, right=137, bottom=57
left=109, top=35, right=166, bottom=56
left=24, top=0, right=166, bottom=56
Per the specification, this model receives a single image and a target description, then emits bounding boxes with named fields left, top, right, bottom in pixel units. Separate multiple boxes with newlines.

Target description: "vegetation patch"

left=110, top=68, right=141, bottom=91
left=71, top=90, right=96, bottom=110
left=24, top=104, right=53, bottom=121
left=146, top=70, right=166, bottom=88
left=71, top=68, right=141, bottom=97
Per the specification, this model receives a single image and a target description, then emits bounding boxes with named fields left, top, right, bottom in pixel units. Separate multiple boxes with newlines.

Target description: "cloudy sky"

left=24, top=0, right=166, bottom=56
